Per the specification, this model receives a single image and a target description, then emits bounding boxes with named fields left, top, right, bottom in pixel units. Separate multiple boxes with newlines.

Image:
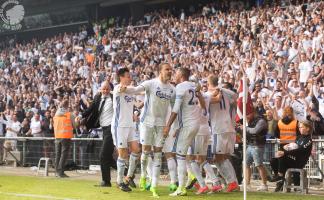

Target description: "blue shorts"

left=246, top=145, right=264, bottom=167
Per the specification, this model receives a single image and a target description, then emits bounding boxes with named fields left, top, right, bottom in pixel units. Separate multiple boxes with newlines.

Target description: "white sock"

left=191, top=161, right=206, bottom=187
left=177, top=155, right=187, bottom=189
left=140, top=152, right=149, bottom=178
left=167, top=157, right=178, bottom=184
left=186, top=160, right=193, bottom=176
left=185, top=160, right=194, bottom=186
left=223, top=159, right=238, bottom=183
left=117, top=157, right=126, bottom=184
left=127, top=153, right=139, bottom=178
left=151, top=152, right=162, bottom=188
left=216, top=159, right=237, bottom=184
left=202, top=161, right=220, bottom=186
left=147, top=154, right=153, bottom=180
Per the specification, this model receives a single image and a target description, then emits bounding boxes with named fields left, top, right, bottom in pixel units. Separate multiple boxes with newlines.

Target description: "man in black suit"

left=80, top=81, right=115, bottom=187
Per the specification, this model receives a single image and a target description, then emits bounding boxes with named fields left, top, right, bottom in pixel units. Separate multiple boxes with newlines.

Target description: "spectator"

left=42, top=110, right=54, bottom=159
left=240, top=109, right=268, bottom=191
left=0, top=113, right=21, bottom=150
left=270, top=120, right=313, bottom=192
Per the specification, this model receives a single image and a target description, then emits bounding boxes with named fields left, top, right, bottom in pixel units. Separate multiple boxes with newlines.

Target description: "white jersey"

left=140, top=78, right=175, bottom=126
left=208, top=88, right=236, bottom=134
left=198, top=93, right=211, bottom=136
left=172, top=81, right=201, bottom=128
left=112, top=84, right=136, bottom=128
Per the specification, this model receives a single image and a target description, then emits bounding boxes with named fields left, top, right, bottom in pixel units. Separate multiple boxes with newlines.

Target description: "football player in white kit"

left=164, top=68, right=206, bottom=196
left=162, top=106, right=179, bottom=192
left=207, top=75, right=239, bottom=192
left=120, top=63, right=175, bottom=197
left=187, top=90, right=222, bottom=194
left=112, top=68, right=140, bottom=192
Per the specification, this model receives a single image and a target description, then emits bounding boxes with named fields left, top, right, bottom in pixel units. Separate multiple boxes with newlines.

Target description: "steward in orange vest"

left=54, top=112, right=73, bottom=139
left=277, top=119, right=298, bottom=144
left=54, top=100, right=76, bottom=178
left=274, top=106, right=300, bottom=145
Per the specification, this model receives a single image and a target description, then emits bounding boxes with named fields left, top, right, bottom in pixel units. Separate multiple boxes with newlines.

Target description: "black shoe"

left=185, top=178, right=197, bottom=190
left=275, top=179, right=285, bottom=192
left=118, top=183, right=132, bottom=192
left=57, top=173, right=69, bottom=178
left=95, top=181, right=112, bottom=187
left=125, top=177, right=136, bottom=188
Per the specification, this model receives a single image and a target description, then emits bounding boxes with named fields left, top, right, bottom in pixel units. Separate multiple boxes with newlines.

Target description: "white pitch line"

left=0, top=191, right=80, bottom=200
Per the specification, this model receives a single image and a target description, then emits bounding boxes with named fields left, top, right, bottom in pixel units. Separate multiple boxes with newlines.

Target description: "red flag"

left=236, top=79, right=254, bottom=123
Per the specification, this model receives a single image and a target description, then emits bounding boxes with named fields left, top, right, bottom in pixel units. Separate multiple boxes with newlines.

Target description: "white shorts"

left=139, top=124, right=165, bottom=148
left=162, top=129, right=178, bottom=153
left=174, top=124, right=199, bottom=155
left=211, top=132, right=236, bottom=155
left=111, top=126, right=138, bottom=148
left=198, top=124, right=211, bottom=136
left=188, top=135, right=210, bottom=155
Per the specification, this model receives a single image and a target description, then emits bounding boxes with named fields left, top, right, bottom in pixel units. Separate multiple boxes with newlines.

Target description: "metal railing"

left=0, top=137, right=103, bottom=168
left=1, top=137, right=323, bottom=181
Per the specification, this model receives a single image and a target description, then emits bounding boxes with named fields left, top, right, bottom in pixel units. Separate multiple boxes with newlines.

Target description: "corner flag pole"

left=242, top=74, right=247, bottom=200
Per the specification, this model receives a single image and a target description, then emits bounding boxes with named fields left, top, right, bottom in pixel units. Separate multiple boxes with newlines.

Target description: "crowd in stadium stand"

left=0, top=0, right=323, bottom=176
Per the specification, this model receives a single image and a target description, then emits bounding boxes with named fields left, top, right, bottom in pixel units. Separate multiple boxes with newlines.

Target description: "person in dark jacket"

left=270, top=121, right=313, bottom=192
left=78, top=81, right=116, bottom=187
left=306, top=96, right=324, bottom=137
left=239, top=109, right=268, bottom=191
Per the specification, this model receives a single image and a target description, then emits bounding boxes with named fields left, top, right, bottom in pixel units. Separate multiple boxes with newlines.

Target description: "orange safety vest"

left=53, top=112, right=73, bottom=139
left=278, top=119, right=297, bottom=144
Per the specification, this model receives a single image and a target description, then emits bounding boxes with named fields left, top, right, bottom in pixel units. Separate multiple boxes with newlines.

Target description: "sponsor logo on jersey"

left=156, top=90, right=172, bottom=100
left=124, top=95, right=134, bottom=102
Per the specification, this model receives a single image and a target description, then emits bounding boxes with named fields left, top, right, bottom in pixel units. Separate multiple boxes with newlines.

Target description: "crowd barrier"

left=0, top=137, right=323, bottom=182
left=0, top=137, right=102, bottom=168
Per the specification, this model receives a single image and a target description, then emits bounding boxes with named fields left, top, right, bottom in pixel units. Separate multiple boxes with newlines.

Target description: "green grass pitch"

left=0, top=175, right=323, bottom=200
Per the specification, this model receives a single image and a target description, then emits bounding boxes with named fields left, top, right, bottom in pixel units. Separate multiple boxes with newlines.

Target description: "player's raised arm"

left=120, top=85, right=145, bottom=95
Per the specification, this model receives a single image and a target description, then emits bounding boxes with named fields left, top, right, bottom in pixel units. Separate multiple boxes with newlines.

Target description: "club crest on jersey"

left=124, top=95, right=134, bottom=102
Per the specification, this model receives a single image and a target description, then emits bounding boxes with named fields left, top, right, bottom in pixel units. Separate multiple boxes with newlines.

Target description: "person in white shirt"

left=298, top=53, right=313, bottom=86
left=120, top=63, right=175, bottom=197
left=161, top=105, right=179, bottom=192
left=0, top=113, right=21, bottom=151
left=186, top=91, right=222, bottom=194
left=164, top=68, right=206, bottom=196
left=28, top=113, right=43, bottom=137
left=26, top=113, right=44, bottom=165
left=206, top=75, right=239, bottom=192
left=112, top=68, right=140, bottom=192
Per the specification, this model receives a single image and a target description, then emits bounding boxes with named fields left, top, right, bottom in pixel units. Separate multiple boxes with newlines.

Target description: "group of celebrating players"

left=111, top=63, right=239, bottom=197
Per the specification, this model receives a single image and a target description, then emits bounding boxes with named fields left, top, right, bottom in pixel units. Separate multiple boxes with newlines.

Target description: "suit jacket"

left=81, top=92, right=113, bottom=130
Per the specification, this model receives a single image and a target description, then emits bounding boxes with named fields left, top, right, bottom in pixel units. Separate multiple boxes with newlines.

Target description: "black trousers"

left=270, top=156, right=301, bottom=185
left=55, top=139, right=71, bottom=175
left=100, top=126, right=116, bottom=183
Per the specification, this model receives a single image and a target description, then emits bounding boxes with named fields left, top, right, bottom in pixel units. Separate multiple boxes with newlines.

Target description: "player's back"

left=208, top=88, right=236, bottom=134
left=176, top=81, right=201, bottom=128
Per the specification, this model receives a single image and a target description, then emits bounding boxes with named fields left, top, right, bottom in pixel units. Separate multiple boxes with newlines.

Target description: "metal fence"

left=0, top=137, right=102, bottom=168
left=0, top=136, right=323, bottom=181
